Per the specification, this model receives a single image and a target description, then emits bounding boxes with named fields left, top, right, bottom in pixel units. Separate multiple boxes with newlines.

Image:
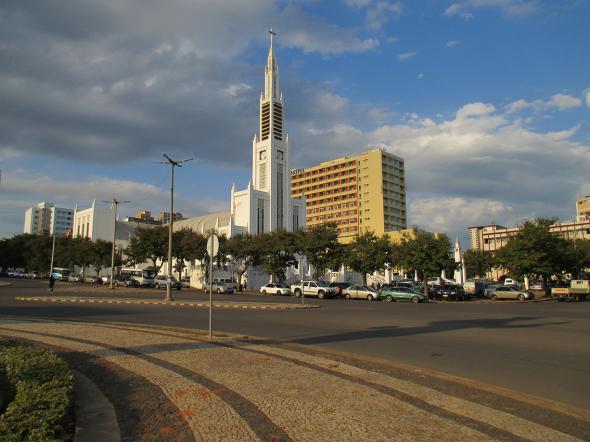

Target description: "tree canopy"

left=493, top=218, right=572, bottom=282
left=344, top=232, right=391, bottom=285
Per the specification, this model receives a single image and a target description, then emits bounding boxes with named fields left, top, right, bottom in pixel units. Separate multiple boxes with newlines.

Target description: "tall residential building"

left=23, top=202, right=73, bottom=236
left=291, top=149, right=406, bottom=243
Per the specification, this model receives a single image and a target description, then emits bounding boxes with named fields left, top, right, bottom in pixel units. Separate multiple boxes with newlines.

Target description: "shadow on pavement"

left=290, top=316, right=570, bottom=345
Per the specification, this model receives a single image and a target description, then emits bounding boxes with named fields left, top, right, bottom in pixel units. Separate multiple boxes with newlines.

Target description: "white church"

left=173, top=31, right=306, bottom=288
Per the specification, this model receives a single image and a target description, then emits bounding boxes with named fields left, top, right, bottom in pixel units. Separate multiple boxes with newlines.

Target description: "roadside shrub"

left=0, top=339, right=74, bottom=441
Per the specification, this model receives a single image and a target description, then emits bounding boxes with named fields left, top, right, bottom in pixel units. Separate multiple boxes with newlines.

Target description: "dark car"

left=431, top=284, right=469, bottom=301
left=330, top=282, right=352, bottom=297
left=114, top=274, right=140, bottom=288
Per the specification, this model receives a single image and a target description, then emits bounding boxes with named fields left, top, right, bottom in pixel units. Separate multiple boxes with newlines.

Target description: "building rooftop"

left=174, top=211, right=231, bottom=233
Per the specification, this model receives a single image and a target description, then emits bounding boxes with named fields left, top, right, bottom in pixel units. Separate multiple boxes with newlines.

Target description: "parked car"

left=330, top=282, right=352, bottom=297
left=484, top=284, right=500, bottom=298
left=503, top=278, right=521, bottom=287
left=463, top=279, right=487, bottom=297
left=68, top=274, right=82, bottom=283
left=342, top=285, right=380, bottom=301
left=379, top=286, right=427, bottom=303
left=154, top=275, right=181, bottom=289
left=431, top=284, right=468, bottom=301
left=114, top=274, right=140, bottom=288
left=11, top=271, right=26, bottom=278
left=489, top=286, right=532, bottom=301
left=291, top=280, right=337, bottom=299
left=209, top=280, right=235, bottom=294
left=0, top=271, right=8, bottom=278
left=28, top=271, right=42, bottom=279
left=84, top=276, right=101, bottom=284
left=260, top=283, right=291, bottom=296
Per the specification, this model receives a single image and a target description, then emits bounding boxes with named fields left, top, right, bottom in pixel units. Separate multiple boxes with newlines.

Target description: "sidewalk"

left=0, top=317, right=588, bottom=441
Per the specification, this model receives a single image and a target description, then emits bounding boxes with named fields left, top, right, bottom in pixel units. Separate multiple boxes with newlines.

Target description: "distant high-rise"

left=23, top=202, right=73, bottom=236
left=576, top=195, right=590, bottom=220
left=159, top=211, right=184, bottom=225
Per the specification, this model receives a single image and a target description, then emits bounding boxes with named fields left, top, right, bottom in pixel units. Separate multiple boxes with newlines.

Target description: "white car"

left=260, top=283, right=291, bottom=296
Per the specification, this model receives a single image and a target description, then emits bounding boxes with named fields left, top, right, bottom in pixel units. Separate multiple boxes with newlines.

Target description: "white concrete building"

left=23, top=202, right=73, bottom=236
left=72, top=200, right=144, bottom=248
left=172, top=31, right=307, bottom=289
left=176, top=31, right=305, bottom=239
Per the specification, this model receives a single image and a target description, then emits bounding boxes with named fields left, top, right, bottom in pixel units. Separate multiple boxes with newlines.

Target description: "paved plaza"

left=1, top=316, right=588, bottom=441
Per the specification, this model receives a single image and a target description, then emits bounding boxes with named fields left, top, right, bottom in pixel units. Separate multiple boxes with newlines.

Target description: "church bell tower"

left=252, top=29, right=291, bottom=231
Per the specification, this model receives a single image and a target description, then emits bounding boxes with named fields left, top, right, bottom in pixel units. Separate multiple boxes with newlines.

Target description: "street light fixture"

left=102, top=199, right=130, bottom=289
left=154, top=153, right=194, bottom=301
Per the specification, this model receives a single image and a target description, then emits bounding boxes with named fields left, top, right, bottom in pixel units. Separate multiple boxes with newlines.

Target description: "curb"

left=14, top=296, right=320, bottom=310
left=0, top=282, right=11, bottom=287
left=73, top=370, right=121, bottom=442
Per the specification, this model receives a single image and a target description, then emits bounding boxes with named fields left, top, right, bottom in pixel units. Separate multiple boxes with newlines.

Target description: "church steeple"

left=260, top=29, right=283, bottom=141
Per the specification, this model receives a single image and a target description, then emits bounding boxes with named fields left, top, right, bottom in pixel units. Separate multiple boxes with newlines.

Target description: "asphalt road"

left=2, top=279, right=590, bottom=409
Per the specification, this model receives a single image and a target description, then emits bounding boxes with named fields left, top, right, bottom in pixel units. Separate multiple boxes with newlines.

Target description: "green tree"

left=92, top=240, right=113, bottom=276
left=259, top=230, right=298, bottom=282
left=226, top=233, right=264, bottom=291
left=344, top=232, right=391, bottom=285
left=172, top=229, right=206, bottom=281
left=493, top=218, right=571, bottom=288
left=297, top=223, right=344, bottom=279
left=396, top=232, right=455, bottom=296
left=463, top=249, right=493, bottom=279
left=124, top=226, right=168, bottom=273
left=24, top=235, right=53, bottom=272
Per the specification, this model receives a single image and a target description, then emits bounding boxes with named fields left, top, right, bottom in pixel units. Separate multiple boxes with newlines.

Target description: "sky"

left=1, top=0, right=589, bottom=245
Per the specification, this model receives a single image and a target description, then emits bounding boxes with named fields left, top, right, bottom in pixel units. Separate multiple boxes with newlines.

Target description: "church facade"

left=231, top=31, right=306, bottom=235
left=175, top=31, right=305, bottom=239
left=172, top=32, right=306, bottom=288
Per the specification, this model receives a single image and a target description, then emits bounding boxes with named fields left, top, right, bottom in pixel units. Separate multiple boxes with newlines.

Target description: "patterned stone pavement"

left=0, top=316, right=588, bottom=441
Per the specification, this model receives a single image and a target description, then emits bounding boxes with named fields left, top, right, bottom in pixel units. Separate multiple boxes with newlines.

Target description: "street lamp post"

left=49, top=234, right=56, bottom=277
left=155, top=153, right=193, bottom=301
left=103, top=199, right=129, bottom=289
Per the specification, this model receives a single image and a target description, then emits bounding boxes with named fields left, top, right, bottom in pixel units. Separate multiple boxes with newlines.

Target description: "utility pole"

left=102, top=199, right=130, bottom=289
left=155, top=153, right=193, bottom=301
left=49, top=234, right=56, bottom=277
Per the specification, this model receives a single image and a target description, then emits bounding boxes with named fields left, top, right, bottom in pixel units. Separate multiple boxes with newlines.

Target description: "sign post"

left=206, top=234, right=219, bottom=339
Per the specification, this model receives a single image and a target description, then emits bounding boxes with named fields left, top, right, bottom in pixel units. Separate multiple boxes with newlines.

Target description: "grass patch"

left=0, top=339, right=74, bottom=441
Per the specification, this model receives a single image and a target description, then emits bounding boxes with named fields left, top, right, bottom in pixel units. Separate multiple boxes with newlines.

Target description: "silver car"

left=342, top=285, right=380, bottom=301
left=490, top=286, right=532, bottom=301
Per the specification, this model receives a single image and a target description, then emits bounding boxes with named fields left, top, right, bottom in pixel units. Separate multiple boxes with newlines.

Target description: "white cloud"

left=1, top=171, right=227, bottom=220
left=298, top=98, right=589, bottom=238
left=410, top=197, right=515, bottom=235
left=417, top=73, right=424, bottom=79
left=444, top=0, right=538, bottom=20
left=585, top=89, right=590, bottom=108
left=548, top=93, right=582, bottom=110
left=506, top=92, right=582, bottom=113
left=365, top=1, right=403, bottom=30
left=446, top=40, right=459, bottom=47
left=398, top=51, right=416, bottom=61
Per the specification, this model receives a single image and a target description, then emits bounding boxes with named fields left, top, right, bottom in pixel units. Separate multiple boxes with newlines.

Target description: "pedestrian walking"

left=48, top=273, right=56, bottom=292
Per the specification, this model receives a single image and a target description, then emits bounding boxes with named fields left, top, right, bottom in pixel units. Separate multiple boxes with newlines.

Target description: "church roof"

left=173, top=211, right=231, bottom=233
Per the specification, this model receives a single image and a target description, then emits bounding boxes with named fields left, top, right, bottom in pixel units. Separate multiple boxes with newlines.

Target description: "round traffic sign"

left=207, top=234, right=219, bottom=257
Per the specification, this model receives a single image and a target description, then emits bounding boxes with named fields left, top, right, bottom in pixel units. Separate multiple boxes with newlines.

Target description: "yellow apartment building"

left=290, top=149, right=407, bottom=243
